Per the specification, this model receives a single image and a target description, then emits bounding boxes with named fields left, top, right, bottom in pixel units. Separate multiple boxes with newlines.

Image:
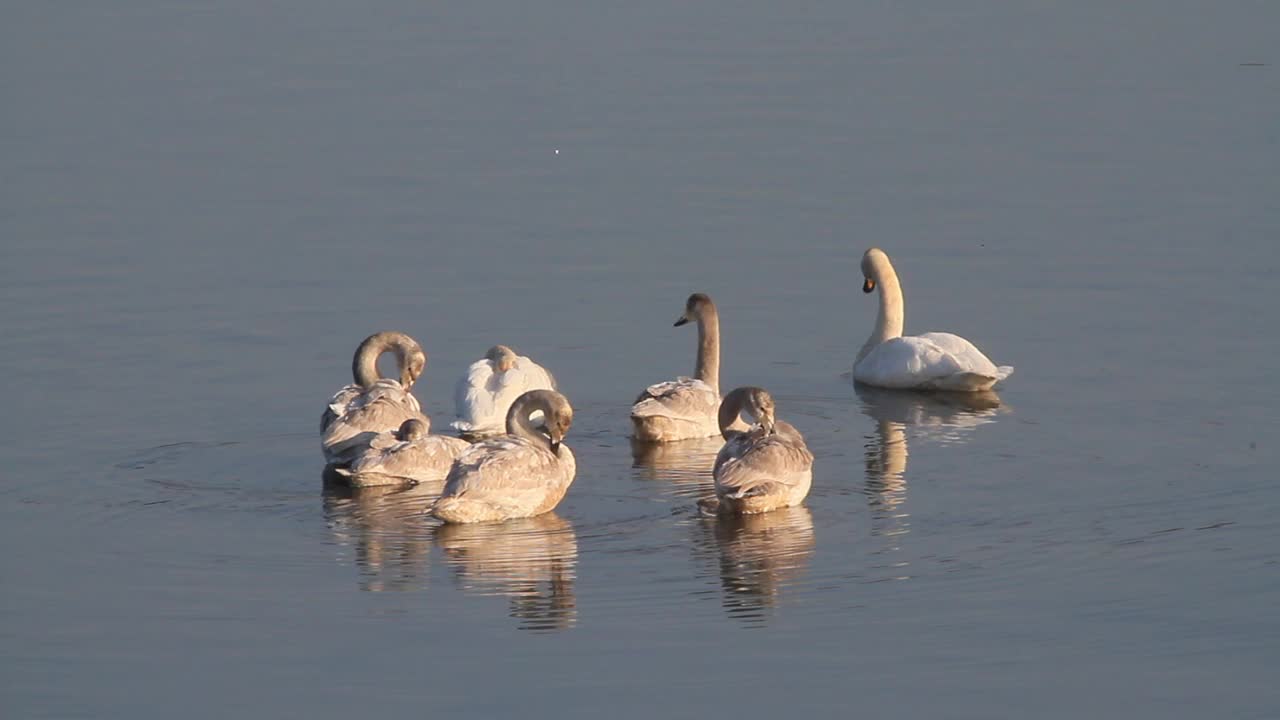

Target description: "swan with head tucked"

left=450, top=345, right=557, bottom=439
left=334, top=418, right=470, bottom=488
left=700, top=387, right=814, bottom=515
left=632, top=293, right=743, bottom=442
left=855, top=248, right=1014, bottom=392
left=320, top=331, right=430, bottom=465
left=432, top=390, right=577, bottom=524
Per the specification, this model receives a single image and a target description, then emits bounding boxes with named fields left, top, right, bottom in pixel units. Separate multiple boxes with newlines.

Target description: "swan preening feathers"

left=855, top=248, right=1013, bottom=392
left=318, top=248, right=1012, bottom=521
left=703, top=387, right=814, bottom=515
left=320, top=331, right=430, bottom=465
left=451, top=344, right=557, bottom=439
left=432, top=390, right=577, bottom=524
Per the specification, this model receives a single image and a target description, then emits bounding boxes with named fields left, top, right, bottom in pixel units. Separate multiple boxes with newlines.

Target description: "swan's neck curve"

left=694, top=305, right=721, bottom=392
left=352, top=331, right=418, bottom=388
left=858, top=264, right=904, bottom=363
left=506, top=393, right=553, bottom=452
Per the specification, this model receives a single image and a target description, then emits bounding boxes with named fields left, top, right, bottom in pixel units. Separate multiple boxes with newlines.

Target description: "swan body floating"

left=632, top=293, right=744, bottom=442
left=321, top=331, right=429, bottom=465
left=855, top=248, right=1013, bottom=392
left=334, top=418, right=470, bottom=487
left=450, top=345, right=557, bottom=439
left=432, top=390, right=577, bottom=524
left=702, top=387, right=814, bottom=515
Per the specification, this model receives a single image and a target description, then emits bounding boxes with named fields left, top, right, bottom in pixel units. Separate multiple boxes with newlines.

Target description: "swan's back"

left=451, top=355, right=556, bottom=435
left=631, top=378, right=721, bottom=441
left=713, top=421, right=814, bottom=514
left=855, top=335, right=1013, bottom=391
left=322, top=380, right=427, bottom=464
left=433, top=438, right=577, bottom=523
left=342, top=430, right=469, bottom=487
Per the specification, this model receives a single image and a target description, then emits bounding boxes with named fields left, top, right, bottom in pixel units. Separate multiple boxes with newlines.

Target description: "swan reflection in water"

left=630, top=436, right=722, bottom=498
left=856, top=385, right=1004, bottom=540
left=321, top=468, right=439, bottom=592
left=690, top=505, right=815, bottom=626
left=433, top=513, right=578, bottom=632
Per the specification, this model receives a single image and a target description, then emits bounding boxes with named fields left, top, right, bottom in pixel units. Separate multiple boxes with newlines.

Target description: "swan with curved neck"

left=855, top=248, right=1014, bottom=392
left=703, top=386, right=813, bottom=515
left=335, top=417, right=470, bottom=487
left=432, top=390, right=577, bottom=524
left=451, top=344, right=557, bottom=438
left=320, top=331, right=430, bottom=465
left=632, top=293, right=738, bottom=442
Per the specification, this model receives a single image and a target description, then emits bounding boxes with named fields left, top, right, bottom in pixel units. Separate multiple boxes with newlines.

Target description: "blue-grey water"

left=4, top=2, right=1279, bottom=717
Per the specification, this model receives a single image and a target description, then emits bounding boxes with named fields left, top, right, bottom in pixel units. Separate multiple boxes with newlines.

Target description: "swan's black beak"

left=550, top=440, right=561, bottom=453
left=673, top=317, right=689, bottom=327
left=862, top=278, right=875, bottom=294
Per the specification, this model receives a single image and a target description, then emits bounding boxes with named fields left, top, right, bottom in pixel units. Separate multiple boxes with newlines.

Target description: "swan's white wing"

left=512, top=356, right=557, bottom=392
left=451, top=359, right=498, bottom=432
left=856, top=336, right=1002, bottom=390
left=631, top=378, right=719, bottom=422
left=915, top=332, right=1003, bottom=375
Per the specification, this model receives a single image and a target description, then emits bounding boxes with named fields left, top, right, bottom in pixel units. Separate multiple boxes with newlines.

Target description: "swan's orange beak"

left=862, top=278, right=875, bottom=294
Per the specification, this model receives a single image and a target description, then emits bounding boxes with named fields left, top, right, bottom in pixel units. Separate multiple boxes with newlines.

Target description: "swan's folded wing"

left=452, top=359, right=497, bottom=430
left=512, top=356, right=557, bottom=392
left=442, top=439, right=574, bottom=507
left=917, top=332, right=1000, bottom=375
left=715, top=432, right=814, bottom=497
left=631, top=378, right=719, bottom=420
left=353, top=436, right=469, bottom=479
left=856, top=337, right=969, bottom=388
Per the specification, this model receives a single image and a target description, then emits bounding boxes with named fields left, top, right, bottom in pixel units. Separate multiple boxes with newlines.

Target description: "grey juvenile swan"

left=631, top=293, right=741, bottom=442
left=335, top=418, right=470, bottom=487
left=320, top=331, right=430, bottom=465
left=432, top=390, right=577, bottom=524
left=701, top=387, right=814, bottom=515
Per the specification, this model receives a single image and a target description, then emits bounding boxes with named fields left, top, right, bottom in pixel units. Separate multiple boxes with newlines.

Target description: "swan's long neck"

left=352, top=331, right=415, bottom=388
left=858, top=265, right=905, bottom=363
left=718, top=387, right=748, bottom=439
left=695, top=306, right=721, bottom=392
left=506, top=394, right=553, bottom=452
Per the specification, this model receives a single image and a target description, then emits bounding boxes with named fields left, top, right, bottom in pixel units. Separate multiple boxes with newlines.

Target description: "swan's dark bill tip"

left=673, top=318, right=689, bottom=327
left=862, top=278, right=875, bottom=293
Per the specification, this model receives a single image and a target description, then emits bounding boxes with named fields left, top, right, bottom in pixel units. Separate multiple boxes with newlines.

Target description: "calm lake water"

left=4, top=2, right=1279, bottom=717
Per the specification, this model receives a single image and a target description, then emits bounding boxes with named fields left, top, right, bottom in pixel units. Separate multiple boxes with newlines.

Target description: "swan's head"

left=861, top=247, right=892, bottom=294
left=400, top=348, right=427, bottom=388
left=720, top=386, right=777, bottom=436
left=674, top=292, right=715, bottom=327
left=397, top=418, right=428, bottom=442
left=484, top=344, right=519, bottom=373
left=544, top=394, right=574, bottom=453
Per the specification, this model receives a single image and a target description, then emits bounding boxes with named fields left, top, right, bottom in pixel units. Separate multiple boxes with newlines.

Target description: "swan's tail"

left=995, top=365, right=1015, bottom=382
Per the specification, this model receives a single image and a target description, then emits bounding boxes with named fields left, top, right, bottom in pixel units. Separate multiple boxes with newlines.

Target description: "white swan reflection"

left=690, top=506, right=815, bottom=626
left=321, top=469, right=437, bottom=592
left=432, top=513, right=578, bottom=632
left=856, top=385, right=1004, bottom=535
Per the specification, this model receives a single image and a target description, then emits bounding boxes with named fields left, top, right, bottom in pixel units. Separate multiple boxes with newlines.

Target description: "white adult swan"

left=320, top=331, right=429, bottom=465
left=335, top=418, right=470, bottom=488
left=632, top=293, right=741, bottom=442
left=432, top=390, right=577, bottom=524
left=450, top=345, right=557, bottom=438
left=701, top=387, right=814, bottom=515
left=855, top=248, right=1014, bottom=391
